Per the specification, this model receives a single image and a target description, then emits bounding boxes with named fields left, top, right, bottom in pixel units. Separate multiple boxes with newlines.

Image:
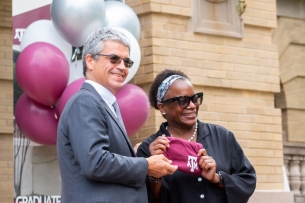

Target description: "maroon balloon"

left=15, top=94, right=58, bottom=145
left=115, top=84, right=150, bottom=136
left=55, top=77, right=85, bottom=117
left=16, top=42, right=69, bottom=106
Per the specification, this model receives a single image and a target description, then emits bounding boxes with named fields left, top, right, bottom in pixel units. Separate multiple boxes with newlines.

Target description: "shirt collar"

left=85, top=80, right=116, bottom=106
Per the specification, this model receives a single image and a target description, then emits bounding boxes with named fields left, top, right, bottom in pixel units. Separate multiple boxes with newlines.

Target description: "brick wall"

left=126, top=0, right=284, bottom=191
left=0, top=0, right=13, bottom=202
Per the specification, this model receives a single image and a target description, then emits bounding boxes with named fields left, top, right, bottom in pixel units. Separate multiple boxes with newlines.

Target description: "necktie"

left=112, top=101, right=126, bottom=132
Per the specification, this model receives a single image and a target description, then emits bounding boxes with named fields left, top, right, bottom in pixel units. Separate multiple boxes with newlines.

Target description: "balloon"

left=20, top=20, right=72, bottom=62
left=55, top=77, right=85, bottom=117
left=116, top=84, right=150, bottom=136
left=15, top=94, right=58, bottom=145
left=103, top=1, right=141, bottom=40
left=105, top=0, right=125, bottom=3
left=68, top=60, right=84, bottom=85
left=112, top=27, right=141, bottom=85
left=51, top=0, right=106, bottom=47
left=16, top=42, right=69, bottom=106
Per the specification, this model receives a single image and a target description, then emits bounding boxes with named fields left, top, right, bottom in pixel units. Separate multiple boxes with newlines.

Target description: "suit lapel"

left=104, top=103, right=136, bottom=156
left=81, top=83, right=136, bottom=156
left=106, top=106, right=126, bottom=134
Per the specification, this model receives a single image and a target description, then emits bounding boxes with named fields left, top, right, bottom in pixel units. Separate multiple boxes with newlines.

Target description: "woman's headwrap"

left=156, top=75, right=186, bottom=103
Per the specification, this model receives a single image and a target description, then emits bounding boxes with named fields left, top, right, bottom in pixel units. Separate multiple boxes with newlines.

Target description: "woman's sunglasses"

left=161, top=92, right=204, bottom=109
left=96, top=53, right=134, bottom=68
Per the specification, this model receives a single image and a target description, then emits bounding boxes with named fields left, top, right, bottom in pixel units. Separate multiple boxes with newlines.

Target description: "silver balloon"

left=51, top=0, right=106, bottom=48
left=103, top=1, right=141, bottom=41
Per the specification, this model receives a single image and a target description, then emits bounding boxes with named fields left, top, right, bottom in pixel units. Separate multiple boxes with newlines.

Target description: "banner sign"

left=13, top=5, right=50, bottom=46
left=13, top=0, right=51, bottom=50
left=15, top=196, right=61, bottom=203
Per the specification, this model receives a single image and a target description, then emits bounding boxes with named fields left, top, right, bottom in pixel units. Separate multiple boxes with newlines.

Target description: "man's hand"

left=146, top=154, right=178, bottom=178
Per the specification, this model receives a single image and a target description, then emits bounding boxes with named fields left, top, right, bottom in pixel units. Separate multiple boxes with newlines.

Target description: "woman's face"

left=158, top=79, right=199, bottom=128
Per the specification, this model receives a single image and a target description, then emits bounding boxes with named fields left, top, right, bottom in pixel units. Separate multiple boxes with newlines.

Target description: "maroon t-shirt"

left=163, top=137, right=203, bottom=176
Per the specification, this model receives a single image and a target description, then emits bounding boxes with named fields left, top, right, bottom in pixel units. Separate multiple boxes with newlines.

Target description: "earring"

left=162, top=112, right=166, bottom=115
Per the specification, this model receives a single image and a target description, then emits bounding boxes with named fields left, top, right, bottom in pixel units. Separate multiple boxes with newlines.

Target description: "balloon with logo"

left=16, top=42, right=69, bottom=106
left=103, top=1, right=141, bottom=40
left=116, top=84, right=150, bottom=136
left=20, top=19, right=72, bottom=62
left=51, top=0, right=106, bottom=47
left=15, top=94, right=58, bottom=145
left=112, top=27, right=141, bottom=85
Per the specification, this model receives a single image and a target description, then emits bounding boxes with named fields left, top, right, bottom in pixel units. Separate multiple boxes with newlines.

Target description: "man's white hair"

left=82, top=28, right=131, bottom=76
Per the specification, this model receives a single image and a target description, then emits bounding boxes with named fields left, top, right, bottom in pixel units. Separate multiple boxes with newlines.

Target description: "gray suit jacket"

left=57, top=82, right=148, bottom=203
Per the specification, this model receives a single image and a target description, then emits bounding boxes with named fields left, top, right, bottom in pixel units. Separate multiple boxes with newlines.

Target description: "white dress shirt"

left=85, top=80, right=118, bottom=117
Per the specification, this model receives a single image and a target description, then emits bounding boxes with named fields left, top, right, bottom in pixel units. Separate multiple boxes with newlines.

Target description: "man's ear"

left=85, top=54, right=94, bottom=71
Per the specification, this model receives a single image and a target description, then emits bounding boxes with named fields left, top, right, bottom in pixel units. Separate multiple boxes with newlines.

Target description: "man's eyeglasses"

left=161, top=92, right=204, bottom=109
left=95, top=53, right=134, bottom=68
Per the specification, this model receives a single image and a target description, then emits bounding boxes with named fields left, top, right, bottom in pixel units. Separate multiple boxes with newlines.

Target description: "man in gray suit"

left=57, top=28, right=178, bottom=203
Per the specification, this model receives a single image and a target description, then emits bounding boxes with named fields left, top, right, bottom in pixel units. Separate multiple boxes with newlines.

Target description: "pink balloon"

left=15, top=94, right=58, bottom=145
left=55, top=77, right=85, bottom=116
left=116, top=84, right=150, bottom=136
left=16, top=42, right=69, bottom=106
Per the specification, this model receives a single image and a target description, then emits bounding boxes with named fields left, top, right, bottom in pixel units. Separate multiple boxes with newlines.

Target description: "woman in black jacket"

left=136, top=69, right=256, bottom=203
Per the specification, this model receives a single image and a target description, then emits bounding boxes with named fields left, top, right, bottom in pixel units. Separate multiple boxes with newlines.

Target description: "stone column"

left=289, top=156, right=301, bottom=195
left=300, top=159, right=305, bottom=195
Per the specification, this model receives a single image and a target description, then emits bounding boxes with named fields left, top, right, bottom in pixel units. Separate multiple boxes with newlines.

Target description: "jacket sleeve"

left=221, top=131, right=256, bottom=203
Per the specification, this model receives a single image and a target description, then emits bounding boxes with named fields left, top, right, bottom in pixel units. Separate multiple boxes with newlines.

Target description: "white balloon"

left=20, top=20, right=72, bottom=62
left=111, top=27, right=141, bottom=85
left=68, top=60, right=84, bottom=85
left=104, top=1, right=141, bottom=41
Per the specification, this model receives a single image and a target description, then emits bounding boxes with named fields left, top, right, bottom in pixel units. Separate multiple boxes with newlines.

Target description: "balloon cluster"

left=15, top=0, right=149, bottom=145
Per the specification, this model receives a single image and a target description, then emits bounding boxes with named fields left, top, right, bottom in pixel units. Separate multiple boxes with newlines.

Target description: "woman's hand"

left=149, top=135, right=170, bottom=155
left=198, top=149, right=218, bottom=183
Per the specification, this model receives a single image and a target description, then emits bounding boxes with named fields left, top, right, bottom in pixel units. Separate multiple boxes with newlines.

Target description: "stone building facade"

left=1, top=0, right=304, bottom=202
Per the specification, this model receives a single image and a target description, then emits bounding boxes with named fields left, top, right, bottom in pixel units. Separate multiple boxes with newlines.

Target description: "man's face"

left=87, top=41, right=129, bottom=94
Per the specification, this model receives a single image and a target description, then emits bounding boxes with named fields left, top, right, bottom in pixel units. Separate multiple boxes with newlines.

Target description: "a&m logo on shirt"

left=187, top=155, right=198, bottom=173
